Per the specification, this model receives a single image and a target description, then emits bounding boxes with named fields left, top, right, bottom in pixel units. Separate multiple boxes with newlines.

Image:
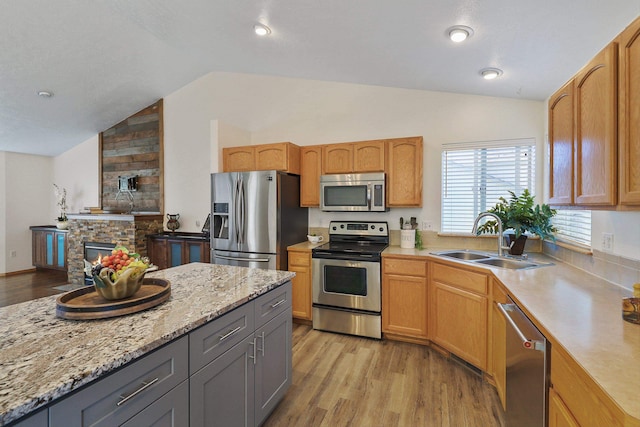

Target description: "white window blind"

left=552, top=209, right=592, bottom=247
left=441, top=138, right=536, bottom=233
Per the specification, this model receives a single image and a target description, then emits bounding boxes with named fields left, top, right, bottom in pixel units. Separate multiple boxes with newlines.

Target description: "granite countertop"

left=0, top=263, right=295, bottom=426
left=383, top=245, right=640, bottom=423
left=287, top=241, right=326, bottom=251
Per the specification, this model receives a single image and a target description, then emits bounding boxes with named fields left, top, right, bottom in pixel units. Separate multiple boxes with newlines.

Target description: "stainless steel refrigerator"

left=211, top=170, right=308, bottom=271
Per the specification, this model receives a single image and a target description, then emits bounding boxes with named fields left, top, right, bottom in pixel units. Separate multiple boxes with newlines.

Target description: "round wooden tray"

left=56, top=278, right=171, bottom=320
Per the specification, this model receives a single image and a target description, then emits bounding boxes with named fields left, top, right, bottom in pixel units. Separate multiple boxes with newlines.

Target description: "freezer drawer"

left=212, top=250, right=277, bottom=270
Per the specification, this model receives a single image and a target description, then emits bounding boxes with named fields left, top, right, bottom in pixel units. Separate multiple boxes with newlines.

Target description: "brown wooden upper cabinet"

left=321, top=140, right=387, bottom=175
left=300, top=145, right=323, bottom=207
left=321, top=144, right=354, bottom=174
left=353, top=140, right=386, bottom=172
left=386, top=136, right=423, bottom=207
left=548, top=81, right=575, bottom=205
left=222, top=146, right=255, bottom=172
left=574, top=42, right=618, bottom=206
left=618, top=17, right=640, bottom=205
left=548, top=42, right=618, bottom=207
left=223, top=142, right=300, bottom=174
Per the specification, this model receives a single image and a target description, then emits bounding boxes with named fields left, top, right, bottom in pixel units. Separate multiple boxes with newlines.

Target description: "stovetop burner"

left=313, top=221, right=389, bottom=258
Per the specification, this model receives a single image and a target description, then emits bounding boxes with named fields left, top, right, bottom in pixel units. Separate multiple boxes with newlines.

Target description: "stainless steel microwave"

left=320, top=173, right=387, bottom=212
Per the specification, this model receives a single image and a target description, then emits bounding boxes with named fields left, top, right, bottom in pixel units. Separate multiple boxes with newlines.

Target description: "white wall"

left=15, top=70, right=638, bottom=274
left=3, top=152, right=52, bottom=272
left=163, top=72, right=545, bottom=232
left=0, top=152, right=6, bottom=273
left=52, top=135, right=100, bottom=214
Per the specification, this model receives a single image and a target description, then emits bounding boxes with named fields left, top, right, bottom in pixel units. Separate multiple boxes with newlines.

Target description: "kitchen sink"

left=432, top=250, right=492, bottom=261
left=473, top=258, right=538, bottom=270
left=431, top=250, right=551, bottom=270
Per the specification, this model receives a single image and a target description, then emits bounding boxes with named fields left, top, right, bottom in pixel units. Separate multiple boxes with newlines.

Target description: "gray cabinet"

left=190, top=282, right=293, bottom=427
left=49, top=336, right=189, bottom=427
left=25, top=283, right=291, bottom=427
left=121, top=380, right=189, bottom=427
left=254, top=310, right=292, bottom=426
left=12, top=409, right=47, bottom=427
left=190, top=336, right=256, bottom=427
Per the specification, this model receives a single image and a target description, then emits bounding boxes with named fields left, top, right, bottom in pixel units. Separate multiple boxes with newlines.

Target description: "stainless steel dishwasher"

left=497, top=296, right=549, bottom=427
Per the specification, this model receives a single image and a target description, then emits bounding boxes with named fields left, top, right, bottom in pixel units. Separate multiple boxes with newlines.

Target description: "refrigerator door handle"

left=233, top=178, right=238, bottom=242
left=214, top=254, right=271, bottom=263
left=238, top=176, right=245, bottom=245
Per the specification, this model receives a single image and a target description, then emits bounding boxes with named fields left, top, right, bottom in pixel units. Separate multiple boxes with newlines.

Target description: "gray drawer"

left=254, top=282, right=292, bottom=329
left=49, top=336, right=188, bottom=427
left=189, top=302, right=254, bottom=374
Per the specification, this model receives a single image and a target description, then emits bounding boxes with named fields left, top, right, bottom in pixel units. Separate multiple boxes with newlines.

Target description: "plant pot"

left=506, top=234, right=528, bottom=255
left=56, top=220, right=68, bottom=230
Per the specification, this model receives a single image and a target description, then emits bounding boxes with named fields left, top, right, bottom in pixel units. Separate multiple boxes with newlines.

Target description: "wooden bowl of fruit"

left=89, top=246, right=157, bottom=300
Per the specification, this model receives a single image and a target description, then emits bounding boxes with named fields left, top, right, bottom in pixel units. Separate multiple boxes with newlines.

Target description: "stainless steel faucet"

left=472, top=212, right=511, bottom=257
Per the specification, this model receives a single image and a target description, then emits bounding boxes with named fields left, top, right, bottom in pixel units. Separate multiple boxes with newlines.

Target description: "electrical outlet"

left=422, top=221, right=434, bottom=231
left=602, top=233, right=614, bottom=252
left=10, top=250, right=17, bottom=258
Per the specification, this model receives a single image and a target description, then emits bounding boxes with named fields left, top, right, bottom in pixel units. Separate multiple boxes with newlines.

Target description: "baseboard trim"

left=0, top=268, right=37, bottom=277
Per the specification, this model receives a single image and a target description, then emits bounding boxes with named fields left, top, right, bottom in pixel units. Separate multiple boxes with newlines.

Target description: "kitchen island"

left=0, top=263, right=295, bottom=426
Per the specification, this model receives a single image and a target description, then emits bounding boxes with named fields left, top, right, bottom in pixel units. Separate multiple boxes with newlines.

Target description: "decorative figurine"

left=167, top=213, right=180, bottom=232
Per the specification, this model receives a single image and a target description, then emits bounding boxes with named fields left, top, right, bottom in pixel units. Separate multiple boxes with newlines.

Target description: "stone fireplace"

left=66, top=213, right=163, bottom=286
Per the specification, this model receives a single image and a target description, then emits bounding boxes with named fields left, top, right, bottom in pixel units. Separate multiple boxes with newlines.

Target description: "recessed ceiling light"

left=37, top=90, right=53, bottom=98
left=480, top=68, right=503, bottom=80
left=447, top=25, right=474, bottom=43
left=254, top=24, right=271, bottom=36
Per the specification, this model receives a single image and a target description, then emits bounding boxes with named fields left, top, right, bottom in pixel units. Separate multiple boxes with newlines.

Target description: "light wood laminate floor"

left=264, top=324, right=505, bottom=427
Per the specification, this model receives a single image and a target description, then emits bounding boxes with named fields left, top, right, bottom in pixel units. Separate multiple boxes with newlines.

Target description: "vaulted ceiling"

left=2, top=0, right=639, bottom=156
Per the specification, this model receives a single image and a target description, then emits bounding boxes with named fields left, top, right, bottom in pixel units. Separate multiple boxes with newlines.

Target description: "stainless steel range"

left=312, top=221, right=389, bottom=339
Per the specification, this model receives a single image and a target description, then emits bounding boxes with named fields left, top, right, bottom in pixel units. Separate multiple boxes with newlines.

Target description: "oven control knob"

left=340, top=224, right=345, bottom=228
left=332, top=226, right=337, bottom=231
left=379, top=227, right=384, bottom=232
left=370, top=225, right=375, bottom=229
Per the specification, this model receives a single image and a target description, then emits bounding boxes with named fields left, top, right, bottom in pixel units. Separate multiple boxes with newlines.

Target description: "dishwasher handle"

left=497, top=302, right=546, bottom=351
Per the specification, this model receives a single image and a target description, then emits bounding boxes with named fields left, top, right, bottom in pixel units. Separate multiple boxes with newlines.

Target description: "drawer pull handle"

left=249, top=338, right=256, bottom=364
left=258, top=331, right=265, bottom=357
left=219, top=326, right=242, bottom=341
left=270, top=299, right=286, bottom=309
left=117, top=377, right=159, bottom=406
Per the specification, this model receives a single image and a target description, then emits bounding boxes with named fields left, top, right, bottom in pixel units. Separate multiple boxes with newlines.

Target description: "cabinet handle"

left=270, top=299, right=286, bottom=309
left=116, top=377, right=159, bottom=406
left=258, top=331, right=265, bottom=357
left=219, top=326, right=242, bottom=341
left=248, top=338, right=256, bottom=364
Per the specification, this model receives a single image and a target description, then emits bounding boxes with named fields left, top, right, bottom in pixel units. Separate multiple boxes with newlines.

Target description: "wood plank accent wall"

left=100, top=100, right=164, bottom=213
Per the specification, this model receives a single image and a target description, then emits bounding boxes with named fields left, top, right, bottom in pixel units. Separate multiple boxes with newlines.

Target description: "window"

left=441, top=138, right=536, bottom=233
left=552, top=209, right=592, bottom=247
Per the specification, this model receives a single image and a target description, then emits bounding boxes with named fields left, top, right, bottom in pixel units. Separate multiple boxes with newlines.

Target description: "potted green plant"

left=475, top=189, right=557, bottom=255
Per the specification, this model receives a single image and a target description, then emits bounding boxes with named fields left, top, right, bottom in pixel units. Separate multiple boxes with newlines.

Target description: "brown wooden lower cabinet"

left=287, top=248, right=312, bottom=321
left=382, top=256, right=428, bottom=343
left=429, top=261, right=489, bottom=371
left=147, top=234, right=210, bottom=270
left=30, top=226, right=68, bottom=271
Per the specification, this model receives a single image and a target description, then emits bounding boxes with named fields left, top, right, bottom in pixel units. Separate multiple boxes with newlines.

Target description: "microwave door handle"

left=367, top=183, right=372, bottom=210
